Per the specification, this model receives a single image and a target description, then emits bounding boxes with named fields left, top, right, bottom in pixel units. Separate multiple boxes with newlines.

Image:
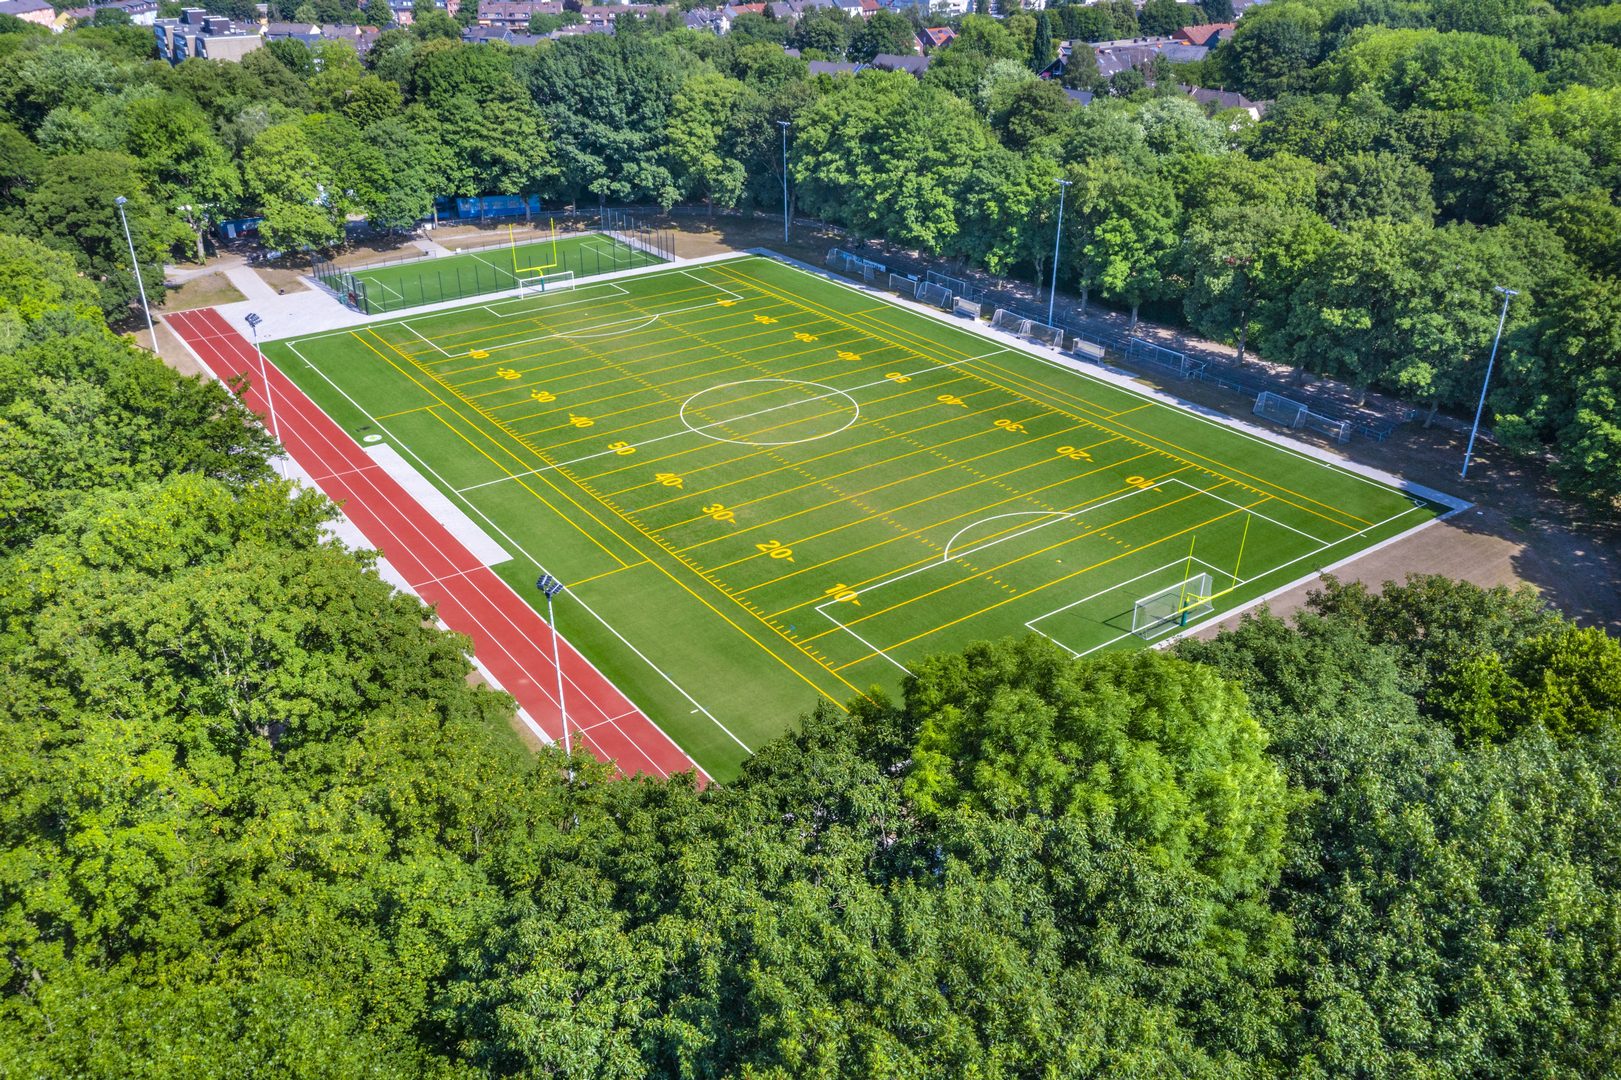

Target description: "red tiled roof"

left=1174, top=22, right=1233, bottom=46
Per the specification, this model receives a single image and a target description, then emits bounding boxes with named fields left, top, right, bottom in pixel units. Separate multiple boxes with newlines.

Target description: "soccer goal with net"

left=1131, top=573, right=1215, bottom=639
left=916, top=281, right=953, bottom=310
left=991, top=308, right=1029, bottom=335
left=517, top=270, right=575, bottom=297
left=1254, top=390, right=1309, bottom=429
left=1024, top=319, right=1064, bottom=348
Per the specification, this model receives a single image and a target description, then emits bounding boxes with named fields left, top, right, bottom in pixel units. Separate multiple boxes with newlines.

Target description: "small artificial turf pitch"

left=325, top=231, right=663, bottom=313
left=266, top=255, right=1442, bottom=779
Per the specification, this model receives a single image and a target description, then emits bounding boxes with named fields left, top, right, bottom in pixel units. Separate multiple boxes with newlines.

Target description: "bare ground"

left=160, top=270, right=246, bottom=311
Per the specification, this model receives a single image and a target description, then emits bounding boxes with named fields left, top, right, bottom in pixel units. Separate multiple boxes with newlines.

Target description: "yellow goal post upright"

left=509, top=218, right=562, bottom=279
left=1128, top=514, right=1253, bottom=639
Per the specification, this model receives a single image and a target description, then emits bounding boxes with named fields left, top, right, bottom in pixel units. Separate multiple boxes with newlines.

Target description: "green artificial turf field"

left=267, top=254, right=1443, bottom=778
left=321, top=231, right=664, bottom=314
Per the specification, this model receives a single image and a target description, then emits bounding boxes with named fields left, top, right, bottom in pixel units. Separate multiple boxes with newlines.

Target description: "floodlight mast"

left=1461, top=285, right=1519, bottom=479
left=536, top=573, right=570, bottom=762
left=115, top=195, right=158, bottom=358
left=244, top=312, right=281, bottom=477
left=777, top=120, right=791, bottom=244
left=1048, top=178, right=1072, bottom=327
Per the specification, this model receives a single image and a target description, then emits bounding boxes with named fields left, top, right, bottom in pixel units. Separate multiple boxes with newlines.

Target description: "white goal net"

left=1024, top=319, right=1064, bottom=348
left=518, top=270, right=575, bottom=296
left=1254, top=390, right=1308, bottom=429
left=917, top=281, right=954, bottom=310
left=1131, top=573, right=1214, bottom=638
left=991, top=308, right=1029, bottom=335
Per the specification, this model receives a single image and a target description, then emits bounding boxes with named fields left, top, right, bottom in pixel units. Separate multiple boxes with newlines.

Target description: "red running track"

left=167, top=307, right=705, bottom=783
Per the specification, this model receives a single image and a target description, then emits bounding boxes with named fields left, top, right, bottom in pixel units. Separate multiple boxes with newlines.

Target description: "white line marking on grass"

left=285, top=340, right=750, bottom=763
left=750, top=247, right=1469, bottom=514
left=466, top=250, right=519, bottom=286
left=1023, top=556, right=1230, bottom=657
left=1065, top=502, right=1427, bottom=658
left=816, top=607, right=913, bottom=677
left=479, top=281, right=631, bottom=319
left=456, top=350, right=1012, bottom=493
left=404, top=322, right=452, bottom=357
left=1189, top=484, right=1331, bottom=545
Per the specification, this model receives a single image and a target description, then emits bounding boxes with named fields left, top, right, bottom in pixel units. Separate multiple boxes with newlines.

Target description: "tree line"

left=2, top=227, right=1620, bottom=1073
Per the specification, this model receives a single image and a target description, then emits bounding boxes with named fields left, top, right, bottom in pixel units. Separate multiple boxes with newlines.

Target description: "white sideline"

left=365, top=443, right=510, bottom=567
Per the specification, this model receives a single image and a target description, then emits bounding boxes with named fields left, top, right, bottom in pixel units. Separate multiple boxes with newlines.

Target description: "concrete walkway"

left=220, top=265, right=281, bottom=303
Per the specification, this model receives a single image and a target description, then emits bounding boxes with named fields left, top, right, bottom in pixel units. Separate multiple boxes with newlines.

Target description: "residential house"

left=1084, top=35, right=1207, bottom=78
left=1063, top=88, right=1094, bottom=105
left=154, top=8, right=263, bottom=62
left=685, top=7, right=729, bottom=32
left=0, top=0, right=57, bottom=29
left=1172, top=21, right=1232, bottom=46
left=807, top=59, right=859, bottom=75
left=1179, top=83, right=1270, bottom=119
left=262, top=20, right=380, bottom=55
left=916, top=25, right=954, bottom=51
left=478, top=0, right=562, bottom=28
left=869, top=51, right=927, bottom=76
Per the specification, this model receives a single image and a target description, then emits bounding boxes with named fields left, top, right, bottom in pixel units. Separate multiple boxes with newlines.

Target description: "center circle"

left=679, top=379, right=860, bottom=447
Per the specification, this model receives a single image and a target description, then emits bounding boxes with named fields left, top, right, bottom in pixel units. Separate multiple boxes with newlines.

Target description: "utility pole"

left=1048, top=178, right=1072, bottom=327
left=777, top=120, right=791, bottom=245
left=115, top=195, right=158, bottom=358
left=1461, top=285, right=1519, bottom=479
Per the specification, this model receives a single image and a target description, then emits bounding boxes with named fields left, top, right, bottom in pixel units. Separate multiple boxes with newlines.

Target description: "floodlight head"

left=1495, top=285, right=1520, bottom=298
left=114, top=195, right=127, bottom=207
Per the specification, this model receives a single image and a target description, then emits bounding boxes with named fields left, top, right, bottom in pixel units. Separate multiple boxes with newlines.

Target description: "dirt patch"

left=254, top=266, right=308, bottom=294
left=160, top=271, right=246, bottom=312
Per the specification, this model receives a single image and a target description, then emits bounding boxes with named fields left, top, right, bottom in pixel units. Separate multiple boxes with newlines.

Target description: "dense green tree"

left=786, top=5, right=853, bottom=57
left=1140, top=0, right=1193, bottom=36
left=241, top=118, right=347, bottom=250
left=15, top=151, right=187, bottom=317
left=848, top=8, right=918, bottom=64
left=1031, top=10, right=1054, bottom=71
left=1213, top=1, right=1327, bottom=98
left=923, top=14, right=1024, bottom=99
left=666, top=71, right=755, bottom=211
left=1316, top=149, right=1435, bottom=225
left=1068, top=160, right=1180, bottom=322
left=525, top=33, right=685, bottom=204
left=1181, top=200, right=1335, bottom=363
left=792, top=70, right=996, bottom=253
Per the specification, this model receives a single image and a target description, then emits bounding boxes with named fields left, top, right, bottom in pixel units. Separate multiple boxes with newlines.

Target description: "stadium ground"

left=263, top=255, right=1444, bottom=779
left=323, top=231, right=663, bottom=313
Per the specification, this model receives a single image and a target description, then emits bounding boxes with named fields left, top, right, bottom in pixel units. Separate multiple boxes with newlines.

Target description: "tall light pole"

left=536, top=573, right=570, bottom=762
left=1461, top=285, right=1519, bottom=479
left=115, top=195, right=158, bottom=358
left=1048, top=178, right=1072, bottom=327
left=244, top=312, right=282, bottom=477
left=777, top=120, right=791, bottom=245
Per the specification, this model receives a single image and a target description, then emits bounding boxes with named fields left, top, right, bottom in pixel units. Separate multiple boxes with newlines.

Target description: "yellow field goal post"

left=1131, top=572, right=1215, bottom=639
left=509, top=219, right=561, bottom=279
